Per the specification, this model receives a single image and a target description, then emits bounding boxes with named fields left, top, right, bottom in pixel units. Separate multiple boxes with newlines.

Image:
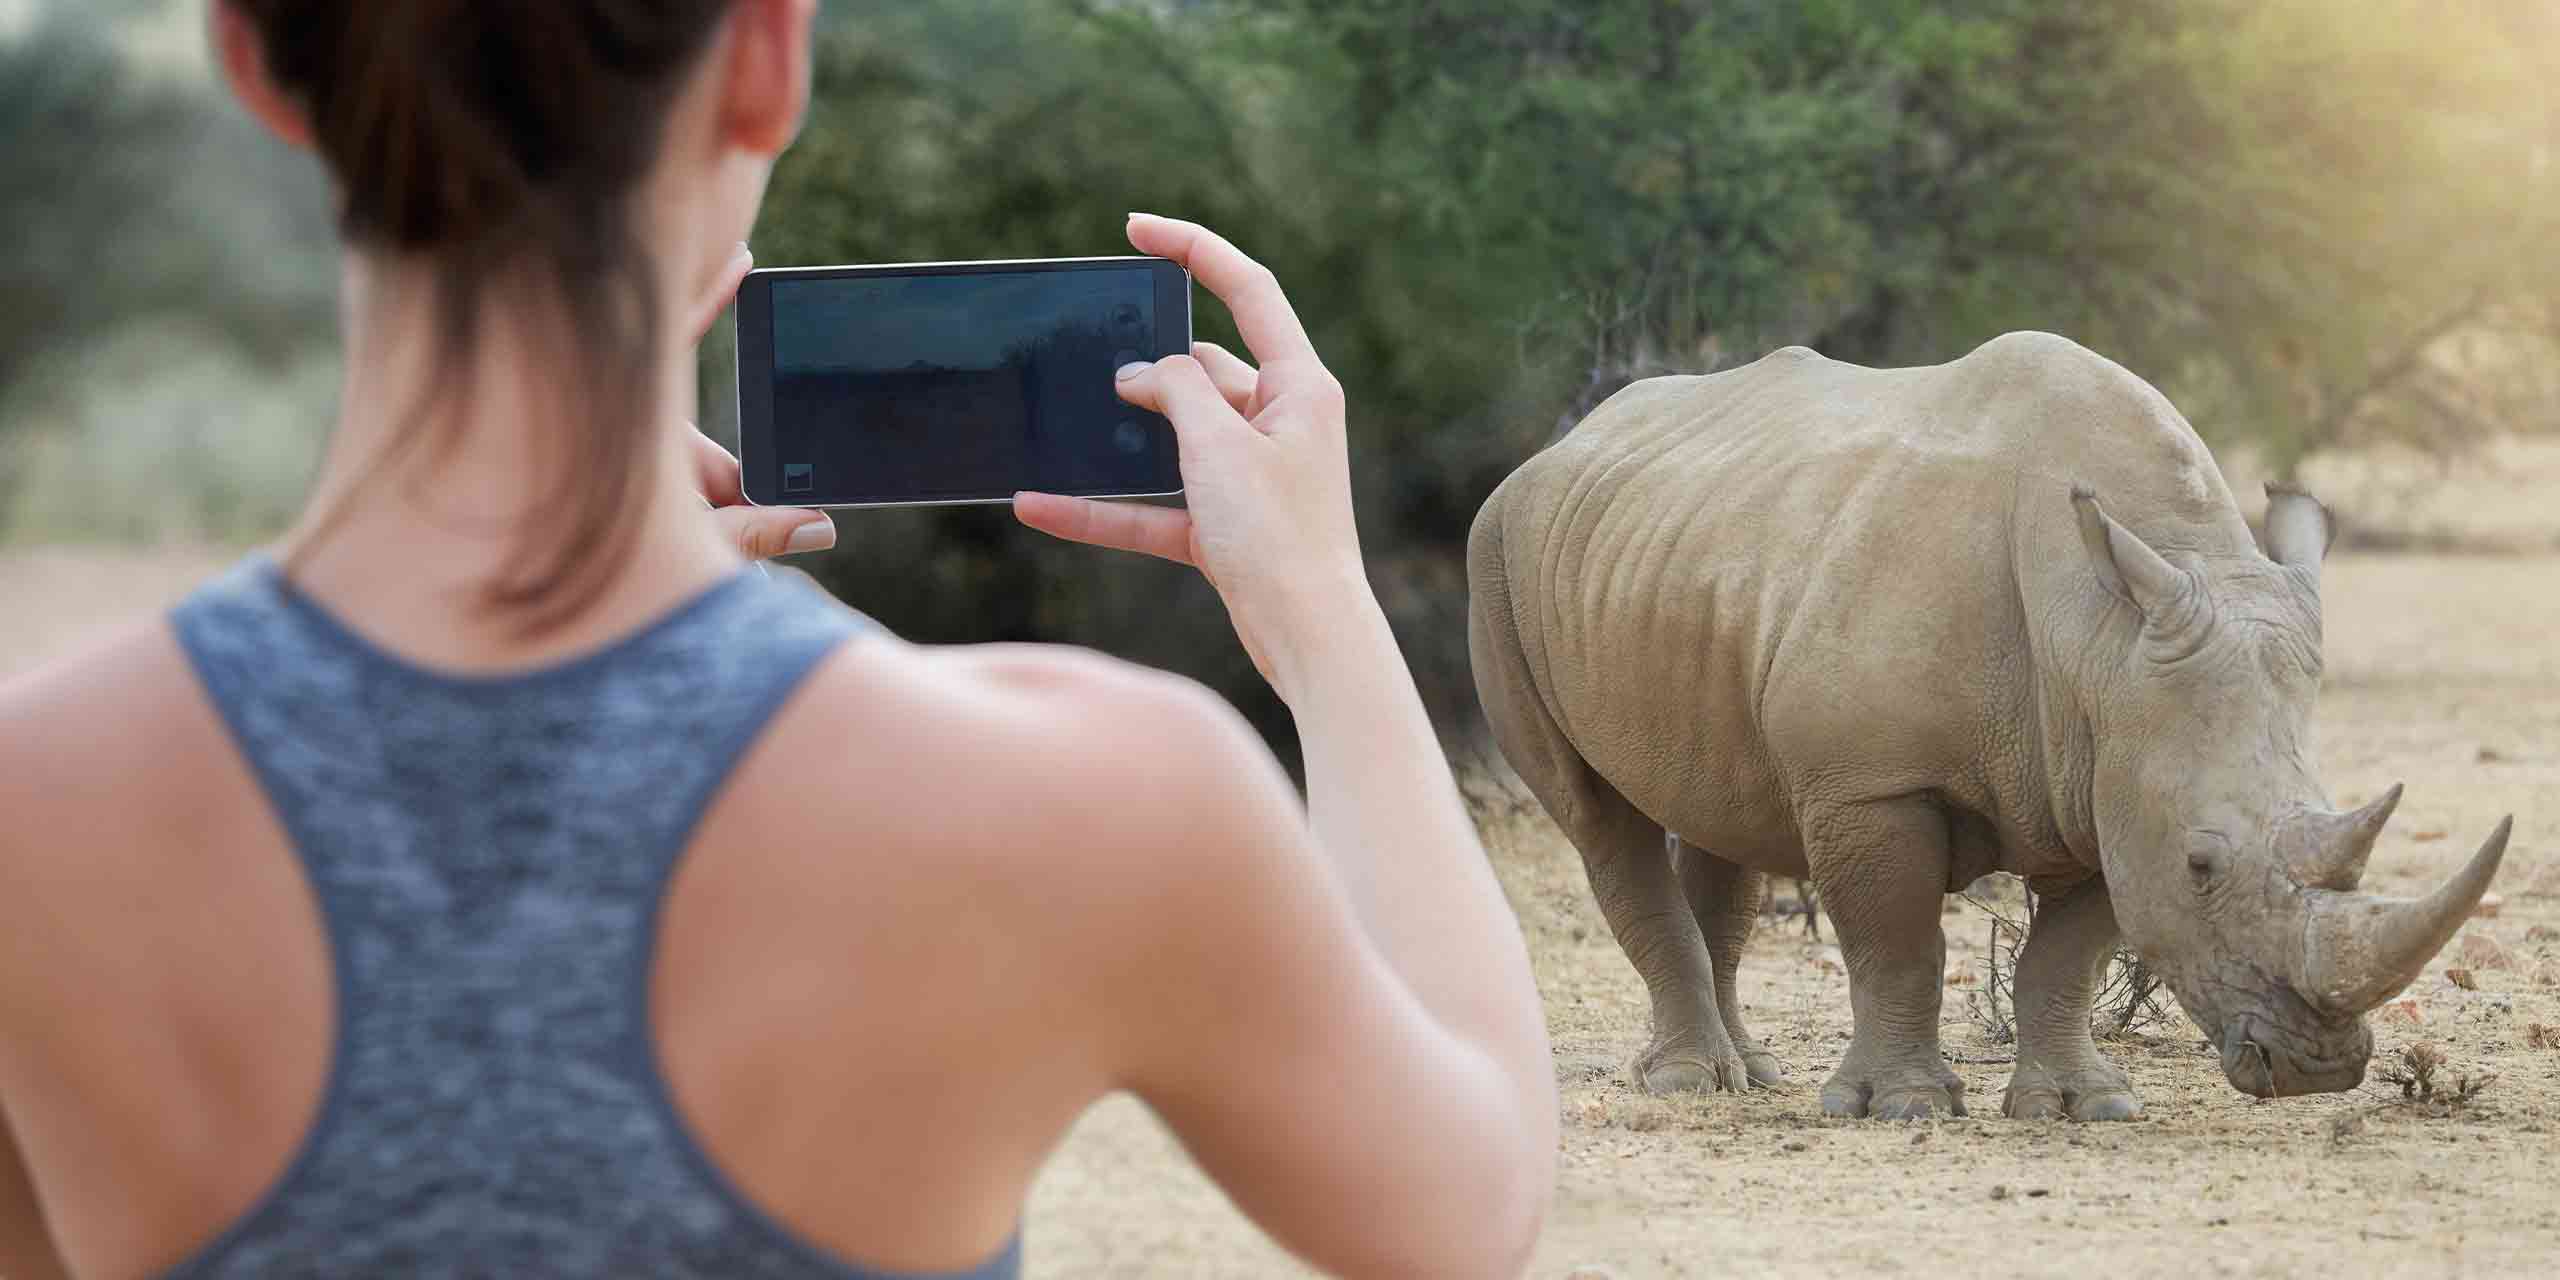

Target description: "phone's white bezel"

left=737, top=255, right=1191, bottom=511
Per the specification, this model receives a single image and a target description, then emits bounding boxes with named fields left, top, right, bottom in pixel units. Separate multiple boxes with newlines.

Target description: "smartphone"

left=734, top=255, right=1191, bottom=508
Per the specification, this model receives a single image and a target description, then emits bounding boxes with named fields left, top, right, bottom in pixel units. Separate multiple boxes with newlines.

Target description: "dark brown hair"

left=235, top=0, right=733, bottom=629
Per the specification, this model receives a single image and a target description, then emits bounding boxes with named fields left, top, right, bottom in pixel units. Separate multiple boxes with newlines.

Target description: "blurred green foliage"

left=750, top=0, right=2557, bottom=748
left=0, top=3, right=337, bottom=540
left=3, top=0, right=2553, bottom=748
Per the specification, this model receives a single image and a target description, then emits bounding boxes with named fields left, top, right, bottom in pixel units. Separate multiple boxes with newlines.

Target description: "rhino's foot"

left=2003, top=1062, right=2142, bottom=1122
left=1739, top=1047, right=1787, bottom=1090
left=1632, top=1028, right=1760, bottom=1095
left=1820, top=1057, right=1966, bottom=1120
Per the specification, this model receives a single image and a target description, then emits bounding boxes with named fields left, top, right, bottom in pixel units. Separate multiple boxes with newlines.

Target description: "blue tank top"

left=162, top=556, right=1023, bottom=1279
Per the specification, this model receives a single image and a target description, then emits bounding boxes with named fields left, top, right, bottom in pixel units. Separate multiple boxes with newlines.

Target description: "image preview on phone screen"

left=762, top=265, right=1180, bottom=505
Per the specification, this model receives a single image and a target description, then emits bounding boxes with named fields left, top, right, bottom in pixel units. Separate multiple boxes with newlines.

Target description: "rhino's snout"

left=2217, top=1013, right=2371, bottom=1099
left=2218, top=1026, right=2273, bottom=1098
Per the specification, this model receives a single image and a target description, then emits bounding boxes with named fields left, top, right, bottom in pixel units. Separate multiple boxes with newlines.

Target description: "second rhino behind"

left=1468, top=331, right=2510, bottom=1120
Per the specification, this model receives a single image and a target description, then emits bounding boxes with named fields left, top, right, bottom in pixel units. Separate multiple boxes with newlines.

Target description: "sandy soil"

left=2, top=546, right=2553, bottom=1279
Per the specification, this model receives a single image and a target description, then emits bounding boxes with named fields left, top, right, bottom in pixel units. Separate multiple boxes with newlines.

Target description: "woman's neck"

left=274, top=251, right=743, bottom=672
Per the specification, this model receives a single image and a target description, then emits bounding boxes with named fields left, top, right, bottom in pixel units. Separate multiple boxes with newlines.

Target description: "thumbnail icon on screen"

left=782, top=463, right=814, bottom=494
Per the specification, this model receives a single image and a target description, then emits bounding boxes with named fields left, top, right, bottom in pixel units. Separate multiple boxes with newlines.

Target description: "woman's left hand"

left=685, top=241, right=836, bottom=560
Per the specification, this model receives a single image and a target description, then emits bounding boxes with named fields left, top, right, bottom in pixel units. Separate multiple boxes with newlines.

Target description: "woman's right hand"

left=1012, top=214, right=1369, bottom=700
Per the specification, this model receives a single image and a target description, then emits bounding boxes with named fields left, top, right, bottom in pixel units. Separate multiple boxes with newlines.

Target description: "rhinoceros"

left=1467, top=331, right=2511, bottom=1120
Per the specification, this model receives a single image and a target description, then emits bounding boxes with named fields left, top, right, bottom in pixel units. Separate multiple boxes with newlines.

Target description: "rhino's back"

left=1475, top=331, right=2236, bottom=868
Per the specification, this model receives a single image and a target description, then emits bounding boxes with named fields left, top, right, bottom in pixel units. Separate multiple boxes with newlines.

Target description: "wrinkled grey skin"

left=1468, top=332, right=2510, bottom=1120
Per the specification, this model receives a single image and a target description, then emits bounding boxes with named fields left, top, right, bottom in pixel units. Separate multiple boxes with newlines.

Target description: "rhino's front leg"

left=1673, top=838, right=1786, bottom=1087
left=1804, top=799, right=1966, bottom=1119
left=2003, top=880, right=2142, bottom=1121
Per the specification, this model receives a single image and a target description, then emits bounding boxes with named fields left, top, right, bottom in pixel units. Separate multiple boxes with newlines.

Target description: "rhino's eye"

left=2185, top=835, right=2229, bottom=885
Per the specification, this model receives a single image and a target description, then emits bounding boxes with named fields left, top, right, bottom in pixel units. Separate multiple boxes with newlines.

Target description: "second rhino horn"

left=2284, top=782, right=2403, bottom=890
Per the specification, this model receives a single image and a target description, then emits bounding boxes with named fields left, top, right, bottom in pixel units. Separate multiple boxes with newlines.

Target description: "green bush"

left=745, top=0, right=2559, bottom=754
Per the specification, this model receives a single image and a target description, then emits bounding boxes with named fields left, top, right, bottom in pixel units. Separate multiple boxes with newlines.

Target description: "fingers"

left=1115, top=354, right=1254, bottom=453
left=685, top=423, right=746, bottom=506
left=686, top=241, right=756, bottom=345
left=688, top=421, right=831, bottom=559
left=1013, top=491, right=1195, bottom=565
left=1125, top=213, right=1318, bottom=370
left=1191, top=341, right=1258, bottom=415
left=712, top=504, right=835, bottom=559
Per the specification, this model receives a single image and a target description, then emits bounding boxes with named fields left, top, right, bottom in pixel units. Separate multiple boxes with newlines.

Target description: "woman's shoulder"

left=0, top=612, right=242, bottom=987
left=779, top=634, right=1275, bottom=843
left=736, top=633, right=1289, bottom=924
left=0, top=613, right=206, bottom=813
left=688, top=634, right=1295, bottom=1058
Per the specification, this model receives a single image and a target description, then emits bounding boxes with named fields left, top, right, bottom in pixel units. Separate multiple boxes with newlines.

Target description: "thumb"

left=713, top=505, right=836, bottom=559
left=1117, top=354, right=1252, bottom=455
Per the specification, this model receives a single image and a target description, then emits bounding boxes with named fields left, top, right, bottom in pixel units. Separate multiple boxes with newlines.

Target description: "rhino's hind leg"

left=2002, top=880, right=2143, bottom=1122
left=1803, top=799, right=1967, bottom=1119
left=1470, top=576, right=1752, bottom=1094
left=1674, top=840, right=1785, bottom=1088
left=1563, top=787, right=1760, bottom=1094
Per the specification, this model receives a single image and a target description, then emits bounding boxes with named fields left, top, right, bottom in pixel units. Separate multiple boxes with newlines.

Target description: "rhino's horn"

left=2301, top=816, right=2510, bottom=1013
left=2285, top=782, right=2403, bottom=890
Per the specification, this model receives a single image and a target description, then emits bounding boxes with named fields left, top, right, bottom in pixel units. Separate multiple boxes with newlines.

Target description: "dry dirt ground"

left=2, top=545, right=2554, bottom=1279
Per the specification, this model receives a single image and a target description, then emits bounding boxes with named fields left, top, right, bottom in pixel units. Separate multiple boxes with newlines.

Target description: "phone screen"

left=736, top=257, right=1189, bottom=507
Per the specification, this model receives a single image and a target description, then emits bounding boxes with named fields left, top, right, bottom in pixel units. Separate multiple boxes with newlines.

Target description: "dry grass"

left=1958, top=883, right=2175, bottom=1047
left=2374, top=1042, right=2498, bottom=1114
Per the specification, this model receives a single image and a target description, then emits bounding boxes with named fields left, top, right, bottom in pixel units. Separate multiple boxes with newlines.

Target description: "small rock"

left=1782, top=1139, right=1808, bottom=1152
left=2528, top=925, right=2557, bottom=943
left=1990, top=1184, right=2011, bottom=1201
left=2447, top=967, right=2478, bottom=991
left=2473, top=893, right=2503, bottom=920
left=2026, top=1188, right=2050, bottom=1198
left=2381, top=999, right=2425, bottom=1025
left=2476, top=746, right=2506, bottom=763
left=2412, top=829, right=2448, bottom=843
left=1910, top=1130, right=1930, bottom=1145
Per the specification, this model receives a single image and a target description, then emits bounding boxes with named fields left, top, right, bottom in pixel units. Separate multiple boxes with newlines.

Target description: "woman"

left=0, top=2, right=1555, bottom=1277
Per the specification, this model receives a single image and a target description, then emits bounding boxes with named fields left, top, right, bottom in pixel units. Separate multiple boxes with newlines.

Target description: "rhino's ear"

left=2262, top=481, right=2333, bottom=581
left=2072, top=484, right=2187, bottom=613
